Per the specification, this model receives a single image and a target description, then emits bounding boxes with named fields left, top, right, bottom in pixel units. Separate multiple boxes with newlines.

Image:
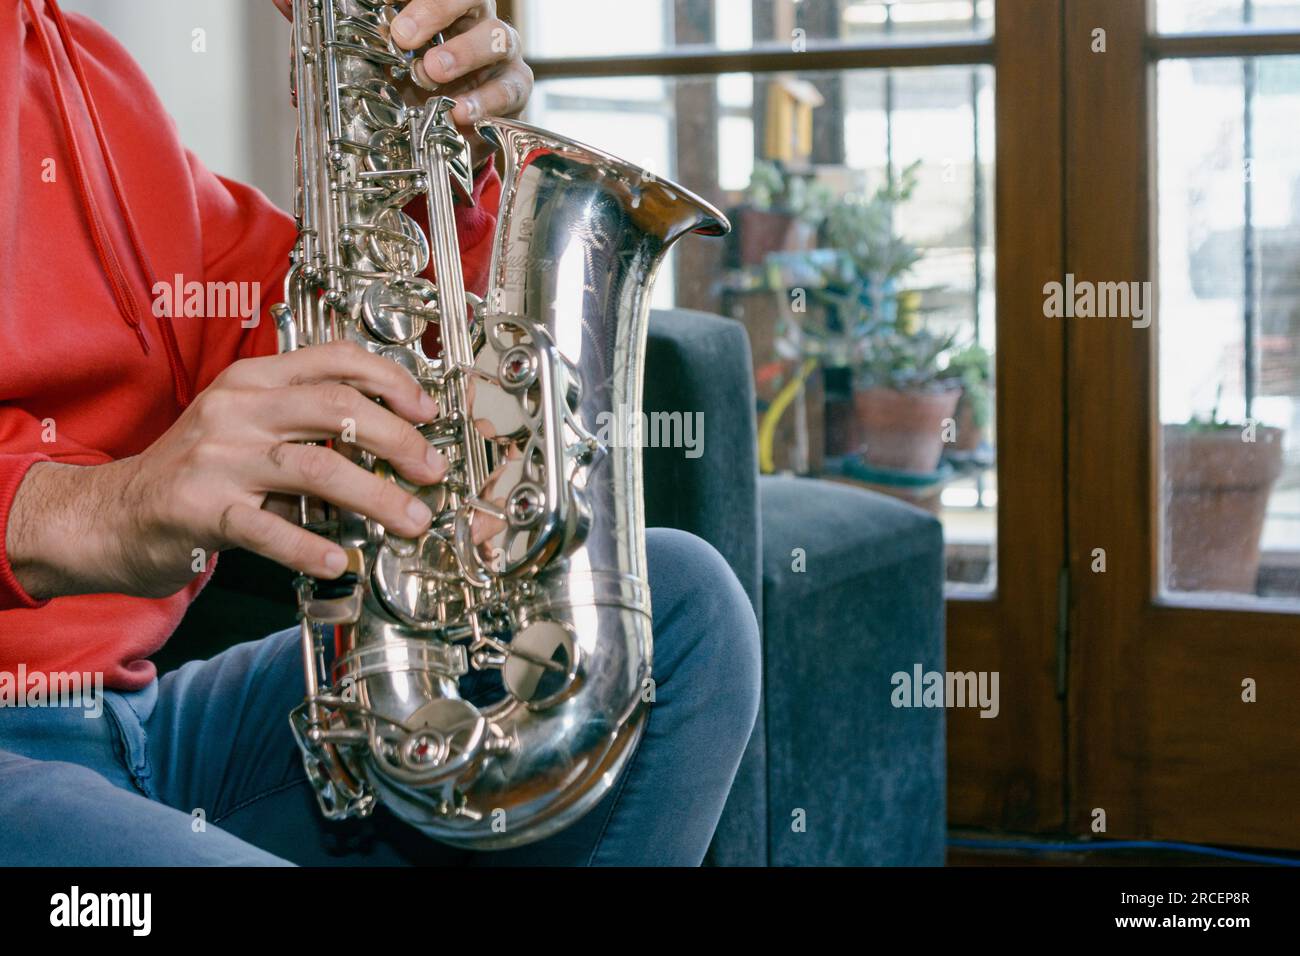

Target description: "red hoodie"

left=0, top=0, right=499, bottom=689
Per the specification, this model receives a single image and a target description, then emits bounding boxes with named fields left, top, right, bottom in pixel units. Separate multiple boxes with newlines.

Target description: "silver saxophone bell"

left=274, top=0, right=728, bottom=849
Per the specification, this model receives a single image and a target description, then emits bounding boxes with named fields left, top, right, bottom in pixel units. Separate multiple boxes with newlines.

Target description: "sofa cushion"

left=760, top=475, right=944, bottom=596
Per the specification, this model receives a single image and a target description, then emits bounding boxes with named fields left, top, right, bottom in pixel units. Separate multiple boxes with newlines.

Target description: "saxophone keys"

left=409, top=56, right=438, bottom=93
left=465, top=345, right=531, bottom=440
left=357, top=208, right=429, bottom=273
left=303, top=551, right=365, bottom=625
left=397, top=698, right=489, bottom=774
left=360, top=278, right=433, bottom=344
left=498, top=344, right=538, bottom=390
left=503, top=620, right=579, bottom=708
left=505, top=483, right=546, bottom=529
left=374, top=345, right=430, bottom=383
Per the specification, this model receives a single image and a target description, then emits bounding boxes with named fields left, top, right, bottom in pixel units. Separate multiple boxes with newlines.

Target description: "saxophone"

left=272, top=0, right=728, bottom=848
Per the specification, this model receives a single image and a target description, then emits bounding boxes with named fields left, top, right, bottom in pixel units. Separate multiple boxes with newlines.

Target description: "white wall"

left=60, top=0, right=296, bottom=208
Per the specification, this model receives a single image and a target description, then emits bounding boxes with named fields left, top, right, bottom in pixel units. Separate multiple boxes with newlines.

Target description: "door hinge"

left=1056, top=566, right=1070, bottom=698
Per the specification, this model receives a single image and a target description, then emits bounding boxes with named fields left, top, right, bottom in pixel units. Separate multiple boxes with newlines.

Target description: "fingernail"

left=420, top=392, right=439, bottom=419
left=461, top=96, right=480, bottom=121
left=434, top=49, right=454, bottom=75
left=324, top=550, right=348, bottom=576
left=407, top=498, right=433, bottom=528
left=391, top=15, right=418, bottom=45
left=426, top=446, right=448, bottom=476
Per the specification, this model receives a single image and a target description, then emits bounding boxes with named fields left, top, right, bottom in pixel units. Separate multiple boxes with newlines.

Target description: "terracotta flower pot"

left=854, top=385, right=962, bottom=474
left=1162, top=424, right=1286, bottom=593
left=736, top=207, right=813, bottom=266
left=952, top=393, right=985, bottom=452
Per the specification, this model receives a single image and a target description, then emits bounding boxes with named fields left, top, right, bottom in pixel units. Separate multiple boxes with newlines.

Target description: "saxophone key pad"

left=503, top=620, right=579, bottom=708
left=374, top=344, right=430, bottom=382
left=361, top=278, right=434, bottom=344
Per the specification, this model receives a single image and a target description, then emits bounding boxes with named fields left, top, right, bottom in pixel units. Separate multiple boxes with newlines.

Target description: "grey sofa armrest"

left=642, top=307, right=766, bottom=866
left=643, top=308, right=761, bottom=612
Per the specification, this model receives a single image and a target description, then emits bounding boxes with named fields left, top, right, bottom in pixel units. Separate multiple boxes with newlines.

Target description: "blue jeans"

left=0, top=529, right=760, bottom=866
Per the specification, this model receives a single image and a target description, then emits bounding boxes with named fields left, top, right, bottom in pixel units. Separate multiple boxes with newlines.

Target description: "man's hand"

left=273, top=0, right=533, bottom=157
left=8, top=342, right=447, bottom=601
left=387, top=1, right=532, bottom=129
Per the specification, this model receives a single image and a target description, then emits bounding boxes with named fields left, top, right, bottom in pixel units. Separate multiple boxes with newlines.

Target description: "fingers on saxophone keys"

left=277, top=384, right=447, bottom=485
left=274, top=341, right=440, bottom=424
left=390, top=0, right=479, bottom=50
left=472, top=509, right=507, bottom=546
left=223, top=502, right=350, bottom=580
left=264, top=442, right=434, bottom=538
left=421, top=17, right=521, bottom=87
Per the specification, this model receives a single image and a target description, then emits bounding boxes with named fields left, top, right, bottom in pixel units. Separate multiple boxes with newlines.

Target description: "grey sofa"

left=163, top=307, right=947, bottom=866
left=641, top=309, right=946, bottom=866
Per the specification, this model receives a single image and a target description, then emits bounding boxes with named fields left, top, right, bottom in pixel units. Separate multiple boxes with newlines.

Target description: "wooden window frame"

left=1067, top=0, right=1300, bottom=849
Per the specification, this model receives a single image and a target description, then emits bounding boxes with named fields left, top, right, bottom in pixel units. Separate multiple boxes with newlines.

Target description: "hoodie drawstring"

left=23, top=0, right=194, bottom=408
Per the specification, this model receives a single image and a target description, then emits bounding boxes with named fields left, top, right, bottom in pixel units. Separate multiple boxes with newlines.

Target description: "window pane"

left=520, top=1, right=993, bottom=59
left=525, top=65, right=998, bottom=593
left=1157, top=0, right=1300, bottom=32
left=1157, top=56, right=1300, bottom=604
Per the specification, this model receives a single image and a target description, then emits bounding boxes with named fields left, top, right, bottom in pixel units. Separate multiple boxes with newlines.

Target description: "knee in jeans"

left=650, top=529, right=762, bottom=726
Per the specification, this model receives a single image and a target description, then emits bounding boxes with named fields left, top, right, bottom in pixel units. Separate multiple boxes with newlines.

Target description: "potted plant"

left=820, top=161, right=923, bottom=327
left=808, top=162, right=963, bottom=473
left=1163, top=401, right=1286, bottom=594
left=807, top=275, right=960, bottom=471
left=733, top=161, right=833, bottom=266
left=852, top=318, right=962, bottom=474
left=941, top=342, right=992, bottom=454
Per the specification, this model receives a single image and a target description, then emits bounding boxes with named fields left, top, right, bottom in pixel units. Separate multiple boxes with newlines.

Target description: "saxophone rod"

left=417, top=103, right=490, bottom=501
left=299, top=618, right=322, bottom=724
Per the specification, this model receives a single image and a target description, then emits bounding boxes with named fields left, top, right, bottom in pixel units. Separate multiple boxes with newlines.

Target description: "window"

left=1066, top=0, right=1300, bottom=849
left=1157, top=0, right=1300, bottom=32
left=1155, top=12, right=1300, bottom=605
left=513, top=0, right=999, bottom=592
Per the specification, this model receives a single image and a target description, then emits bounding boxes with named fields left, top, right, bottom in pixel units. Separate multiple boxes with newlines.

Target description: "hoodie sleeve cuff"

left=0, top=453, right=54, bottom=612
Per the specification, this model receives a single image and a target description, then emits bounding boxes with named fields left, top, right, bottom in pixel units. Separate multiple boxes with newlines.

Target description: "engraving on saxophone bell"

left=276, top=0, right=729, bottom=849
